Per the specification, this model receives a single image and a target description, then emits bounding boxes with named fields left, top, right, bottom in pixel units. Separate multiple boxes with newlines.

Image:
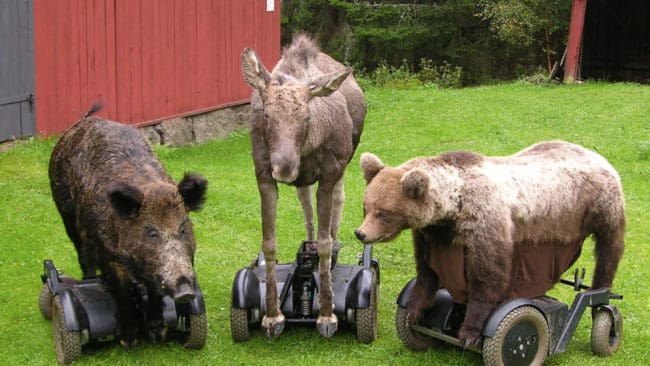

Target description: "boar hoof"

left=261, top=314, right=285, bottom=339
left=174, top=283, right=196, bottom=303
left=119, top=338, right=138, bottom=349
left=316, top=314, right=338, bottom=338
left=148, top=322, right=168, bottom=343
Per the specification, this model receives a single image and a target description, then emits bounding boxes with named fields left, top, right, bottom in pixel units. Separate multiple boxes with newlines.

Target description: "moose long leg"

left=315, top=180, right=338, bottom=338
left=297, top=185, right=314, bottom=241
left=258, top=181, right=285, bottom=338
left=329, top=177, right=345, bottom=241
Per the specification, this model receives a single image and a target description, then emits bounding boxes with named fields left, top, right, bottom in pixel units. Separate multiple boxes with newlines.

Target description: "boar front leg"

left=106, top=270, right=140, bottom=348
left=146, top=292, right=167, bottom=342
left=258, top=181, right=285, bottom=339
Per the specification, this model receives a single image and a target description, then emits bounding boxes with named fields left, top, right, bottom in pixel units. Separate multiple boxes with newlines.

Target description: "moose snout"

left=173, top=277, right=196, bottom=303
left=270, top=152, right=299, bottom=183
left=354, top=230, right=366, bottom=241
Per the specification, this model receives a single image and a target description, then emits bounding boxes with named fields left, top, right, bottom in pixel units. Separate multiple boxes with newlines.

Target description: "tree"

left=477, top=0, right=572, bottom=72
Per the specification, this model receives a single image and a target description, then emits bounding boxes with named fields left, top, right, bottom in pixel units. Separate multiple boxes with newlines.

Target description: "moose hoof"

left=261, top=314, right=285, bottom=339
left=316, top=314, right=338, bottom=338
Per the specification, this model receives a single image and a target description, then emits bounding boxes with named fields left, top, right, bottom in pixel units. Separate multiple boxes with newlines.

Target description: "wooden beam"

left=564, top=0, right=588, bottom=83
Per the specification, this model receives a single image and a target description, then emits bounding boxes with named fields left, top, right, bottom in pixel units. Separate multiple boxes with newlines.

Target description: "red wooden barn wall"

left=33, top=0, right=280, bottom=136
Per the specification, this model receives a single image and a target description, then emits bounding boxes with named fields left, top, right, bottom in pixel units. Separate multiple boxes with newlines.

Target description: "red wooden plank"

left=196, top=0, right=213, bottom=108
left=33, top=1, right=55, bottom=134
left=140, top=0, right=158, bottom=122
left=565, top=0, right=588, bottom=83
left=215, top=0, right=225, bottom=106
left=104, top=0, right=118, bottom=119
left=151, top=0, right=172, bottom=119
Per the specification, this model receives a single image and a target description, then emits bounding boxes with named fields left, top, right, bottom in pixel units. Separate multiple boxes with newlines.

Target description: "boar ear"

left=308, top=67, right=351, bottom=97
left=360, top=152, right=385, bottom=184
left=107, top=183, right=143, bottom=219
left=401, top=169, right=430, bottom=200
left=241, top=48, right=271, bottom=91
left=178, top=173, right=208, bottom=212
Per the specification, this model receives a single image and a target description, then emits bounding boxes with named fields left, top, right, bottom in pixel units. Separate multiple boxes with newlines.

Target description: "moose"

left=241, top=34, right=366, bottom=338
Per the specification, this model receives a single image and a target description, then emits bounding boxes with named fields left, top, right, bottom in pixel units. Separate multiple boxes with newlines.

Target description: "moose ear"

left=401, top=169, right=430, bottom=200
left=360, top=152, right=385, bottom=184
left=308, top=67, right=351, bottom=97
left=241, top=48, right=271, bottom=91
left=178, top=173, right=208, bottom=212
left=107, top=183, right=144, bottom=219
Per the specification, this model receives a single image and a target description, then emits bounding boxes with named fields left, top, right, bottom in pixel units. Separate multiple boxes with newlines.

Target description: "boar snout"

left=173, top=277, right=196, bottom=303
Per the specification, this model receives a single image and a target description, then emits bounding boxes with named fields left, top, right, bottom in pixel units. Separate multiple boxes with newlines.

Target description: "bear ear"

left=107, top=183, right=144, bottom=219
left=401, top=169, right=430, bottom=200
left=178, top=173, right=208, bottom=212
left=360, top=152, right=385, bottom=183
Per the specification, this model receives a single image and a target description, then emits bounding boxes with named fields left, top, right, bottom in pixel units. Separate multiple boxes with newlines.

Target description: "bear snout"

left=354, top=230, right=366, bottom=242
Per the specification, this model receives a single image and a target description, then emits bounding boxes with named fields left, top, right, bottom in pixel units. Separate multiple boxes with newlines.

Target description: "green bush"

left=417, top=59, right=463, bottom=89
left=358, top=58, right=462, bottom=89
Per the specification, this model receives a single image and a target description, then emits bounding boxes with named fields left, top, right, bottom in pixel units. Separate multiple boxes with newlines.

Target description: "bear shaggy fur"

left=354, top=140, right=625, bottom=347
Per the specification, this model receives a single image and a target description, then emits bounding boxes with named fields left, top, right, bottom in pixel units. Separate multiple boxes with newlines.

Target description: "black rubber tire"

left=591, top=308, right=623, bottom=356
left=52, top=295, right=82, bottom=364
left=230, top=307, right=252, bottom=342
left=482, top=306, right=549, bottom=366
left=39, top=283, right=53, bottom=320
left=183, top=313, right=208, bottom=349
left=356, top=266, right=378, bottom=344
left=395, top=306, right=442, bottom=351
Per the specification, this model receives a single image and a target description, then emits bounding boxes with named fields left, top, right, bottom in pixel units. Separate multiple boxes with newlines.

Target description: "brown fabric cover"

left=427, top=242, right=583, bottom=304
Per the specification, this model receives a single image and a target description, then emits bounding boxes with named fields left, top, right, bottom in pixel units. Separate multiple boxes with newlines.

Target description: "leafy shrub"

left=418, top=59, right=463, bottom=88
left=358, top=58, right=462, bottom=89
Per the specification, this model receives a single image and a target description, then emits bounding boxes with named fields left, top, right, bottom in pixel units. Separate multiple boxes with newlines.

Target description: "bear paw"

left=458, top=325, right=483, bottom=348
left=406, top=306, right=424, bottom=325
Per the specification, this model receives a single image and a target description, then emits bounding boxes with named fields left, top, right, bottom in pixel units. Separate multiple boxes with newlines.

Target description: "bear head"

left=355, top=152, right=441, bottom=244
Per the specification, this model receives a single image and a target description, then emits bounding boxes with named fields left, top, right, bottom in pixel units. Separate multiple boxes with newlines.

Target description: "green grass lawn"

left=1, top=82, right=649, bottom=365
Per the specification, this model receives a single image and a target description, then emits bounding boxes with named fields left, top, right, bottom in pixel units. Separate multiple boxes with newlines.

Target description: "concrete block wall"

left=140, top=104, right=251, bottom=147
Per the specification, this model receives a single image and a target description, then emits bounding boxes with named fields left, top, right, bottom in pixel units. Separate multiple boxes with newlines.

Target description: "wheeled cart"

left=395, top=269, right=623, bottom=365
left=38, top=259, right=207, bottom=364
left=230, top=241, right=380, bottom=343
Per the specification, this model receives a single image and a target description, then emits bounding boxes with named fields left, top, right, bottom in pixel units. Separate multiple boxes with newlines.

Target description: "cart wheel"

left=183, top=313, right=208, bottom=349
left=591, top=308, right=622, bottom=356
left=395, top=306, right=442, bottom=351
left=39, top=283, right=53, bottom=320
left=356, top=267, right=378, bottom=344
left=230, top=307, right=252, bottom=342
left=482, top=305, right=549, bottom=366
left=52, top=295, right=81, bottom=364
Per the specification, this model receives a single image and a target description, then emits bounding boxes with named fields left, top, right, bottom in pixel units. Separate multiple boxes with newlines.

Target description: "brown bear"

left=354, top=140, right=625, bottom=347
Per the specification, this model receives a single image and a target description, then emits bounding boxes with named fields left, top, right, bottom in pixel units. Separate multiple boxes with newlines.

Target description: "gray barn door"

left=0, top=0, right=35, bottom=142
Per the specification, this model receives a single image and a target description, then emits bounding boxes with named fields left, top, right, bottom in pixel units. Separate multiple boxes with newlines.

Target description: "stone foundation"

left=140, top=103, right=251, bottom=146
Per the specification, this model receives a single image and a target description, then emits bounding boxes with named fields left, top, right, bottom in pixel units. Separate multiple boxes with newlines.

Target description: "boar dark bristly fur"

left=49, top=115, right=208, bottom=347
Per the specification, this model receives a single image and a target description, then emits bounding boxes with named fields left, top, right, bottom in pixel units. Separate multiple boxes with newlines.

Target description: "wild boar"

left=48, top=109, right=208, bottom=346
